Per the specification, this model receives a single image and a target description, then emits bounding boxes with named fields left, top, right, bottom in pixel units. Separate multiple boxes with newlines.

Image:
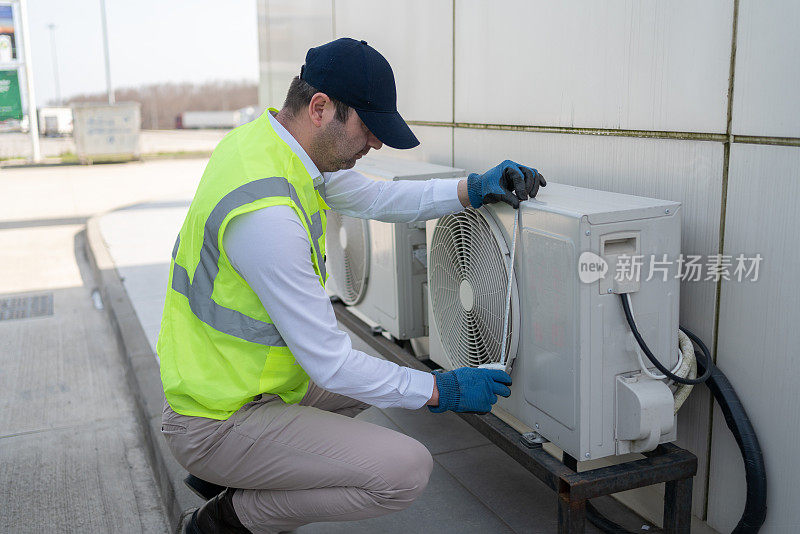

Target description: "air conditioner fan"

left=326, top=212, right=370, bottom=305
left=428, top=208, right=519, bottom=368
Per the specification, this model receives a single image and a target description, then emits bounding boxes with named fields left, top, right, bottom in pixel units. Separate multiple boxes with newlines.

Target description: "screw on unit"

left=607, top=288, right=613, bottom=293
left=665, top=208, right=670, bottom=214
left=585, top=452, right=591, bottom=459
left=585, top=230, right=591, bottom=236
left=520, top=432, right=547, bottom=448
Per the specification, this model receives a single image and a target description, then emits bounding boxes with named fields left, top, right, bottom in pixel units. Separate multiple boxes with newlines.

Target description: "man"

left=158, top=38, right=545, bottom=534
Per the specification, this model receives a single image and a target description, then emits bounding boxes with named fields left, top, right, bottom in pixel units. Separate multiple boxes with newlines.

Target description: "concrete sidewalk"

left=0, top=159, right=202, bottom=532
left=91, top=199, right=655, bottom=533
left=0, top=214, right=170, bottom=532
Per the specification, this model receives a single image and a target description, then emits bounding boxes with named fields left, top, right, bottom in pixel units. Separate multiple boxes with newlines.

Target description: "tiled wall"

left=257, top=1, right=800, bottom=531
left=453, top=0, right=733, bottom=133
left=730, top=1, right=800, bottom=138
left=256, top=0, right=333, bottom=113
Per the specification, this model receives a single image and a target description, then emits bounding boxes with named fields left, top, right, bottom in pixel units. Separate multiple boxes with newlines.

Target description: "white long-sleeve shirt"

left=222, top=112, right=464, bottom=409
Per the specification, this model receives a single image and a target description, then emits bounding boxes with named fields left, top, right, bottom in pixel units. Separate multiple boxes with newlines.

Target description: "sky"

left=25, top=0, right=259, bottom=106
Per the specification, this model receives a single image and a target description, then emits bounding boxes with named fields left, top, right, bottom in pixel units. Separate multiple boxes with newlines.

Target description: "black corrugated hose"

left=680, top=326, right=767, bottom=533
left=578, top=298, right=768, bottom=533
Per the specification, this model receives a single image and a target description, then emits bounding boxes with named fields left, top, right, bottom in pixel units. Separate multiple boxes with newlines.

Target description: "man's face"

left=311, top=106, right=383, bottom=172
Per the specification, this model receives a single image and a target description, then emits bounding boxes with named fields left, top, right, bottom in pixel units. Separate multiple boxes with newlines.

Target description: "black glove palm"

left=467, top=160, right=546, bottom=209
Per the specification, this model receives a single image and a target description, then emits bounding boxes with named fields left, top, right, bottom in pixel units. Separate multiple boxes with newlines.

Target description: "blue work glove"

left=428, top=367, right=512, bottom=414
left=467, top=160, right=546, bottom=209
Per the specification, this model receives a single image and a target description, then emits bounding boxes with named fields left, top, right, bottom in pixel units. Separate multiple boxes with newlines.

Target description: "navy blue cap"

left=300, top=38, right=419, bottom=150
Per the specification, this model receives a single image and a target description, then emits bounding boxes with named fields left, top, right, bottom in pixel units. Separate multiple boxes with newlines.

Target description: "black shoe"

left=184, top=488, right=251, bottom=533
left=184, top=474, right=226, bottom=501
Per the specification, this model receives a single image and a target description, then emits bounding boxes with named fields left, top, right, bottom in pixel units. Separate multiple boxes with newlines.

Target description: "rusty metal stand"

left=333, top=302, right=697, bottom=533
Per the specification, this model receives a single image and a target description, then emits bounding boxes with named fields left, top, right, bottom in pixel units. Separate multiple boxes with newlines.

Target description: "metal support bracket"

left=333, top=303, right=697, bottom=533
left=520, top=431, right=547, bottom=447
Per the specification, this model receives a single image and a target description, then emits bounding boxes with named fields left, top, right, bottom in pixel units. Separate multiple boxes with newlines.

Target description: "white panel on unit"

left=326, top=155, right=464, bottom=341
left=427, top=183, right=682, bottom=461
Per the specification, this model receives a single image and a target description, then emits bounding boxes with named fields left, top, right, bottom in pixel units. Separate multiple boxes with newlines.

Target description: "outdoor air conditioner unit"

left=326, top=156, right=464, bottom=340
left=426, top=183, right=682, bottom=460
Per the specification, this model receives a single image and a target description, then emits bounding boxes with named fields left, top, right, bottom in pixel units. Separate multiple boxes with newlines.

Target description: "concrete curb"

left=84, top=216, right=194, bottom=534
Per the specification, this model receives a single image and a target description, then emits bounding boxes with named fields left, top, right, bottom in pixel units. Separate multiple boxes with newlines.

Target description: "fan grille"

left=429, top=208, right=514, bottom=368
left=326, top=212, right=369, bottom=305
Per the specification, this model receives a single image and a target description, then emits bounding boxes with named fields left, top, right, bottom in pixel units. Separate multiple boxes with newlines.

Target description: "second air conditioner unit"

left=427, top=183, right=682, bottom=460
left=326, top=156, right=464, bottom=340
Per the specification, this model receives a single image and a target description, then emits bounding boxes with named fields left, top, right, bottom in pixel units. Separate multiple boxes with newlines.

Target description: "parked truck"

left=176, top=110, right=238, bottom=129
left=175, top=107, right=259, bottom=129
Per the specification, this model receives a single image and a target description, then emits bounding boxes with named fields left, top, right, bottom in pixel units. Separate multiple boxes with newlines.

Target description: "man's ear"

left=308, top=93, right=329, bottom=128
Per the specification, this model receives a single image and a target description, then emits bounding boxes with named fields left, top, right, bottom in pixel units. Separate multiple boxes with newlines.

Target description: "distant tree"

left=59, top=80, right=258, bottom=129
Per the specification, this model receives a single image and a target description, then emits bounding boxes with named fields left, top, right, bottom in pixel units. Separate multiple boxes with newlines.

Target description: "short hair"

left=282, top=76, right=350, bottom=123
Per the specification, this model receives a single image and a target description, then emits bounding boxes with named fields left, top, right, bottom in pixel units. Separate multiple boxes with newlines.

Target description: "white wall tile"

left=380, top=125, right=454, bottom=168
left=334, top=0, right=453, bottom=122
left=257, top=0, right=270, bottom=110
left=708, top=144, right=800, bottom=532
left=258, top=0, right=334, bottom=108
left=455, top=0, right=733, bottom=133
left=731, top=0, right=800, bottom=138
left=454, top=127, right=725, bottom=514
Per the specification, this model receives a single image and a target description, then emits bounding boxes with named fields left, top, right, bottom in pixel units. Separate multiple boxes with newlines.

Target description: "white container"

left=38, top=107, right=73, bottom=137
left=71, top=102, right=141, bottom=163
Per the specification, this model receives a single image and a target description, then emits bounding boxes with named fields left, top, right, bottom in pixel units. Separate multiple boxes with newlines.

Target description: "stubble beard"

left=312, top=120, right=364, bottom=172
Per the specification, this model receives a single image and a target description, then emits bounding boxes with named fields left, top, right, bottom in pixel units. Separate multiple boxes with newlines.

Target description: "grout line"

left=331, top=0, right=336, bottom=38
left=408, top=120, right=800, bottom=147
left=713, top=144, right=732, bottom=364
left=377, top=408, right=490, bottom=457
left=451, top=0, right=456, bottom=167
left=433, top=455, right=519, bottom=533
left=732, top=135, right=800, bottom=147
left=432, top=442, right=492, bottom=457
left=410, top=120, right=727, bottom=141
left=263, top=0, right=272, bottom=109
left=705, top=0, right=740, bottom=521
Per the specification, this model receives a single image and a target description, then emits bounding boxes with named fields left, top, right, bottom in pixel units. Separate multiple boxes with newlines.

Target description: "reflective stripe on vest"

left=170, top=176, right=325, bottom=346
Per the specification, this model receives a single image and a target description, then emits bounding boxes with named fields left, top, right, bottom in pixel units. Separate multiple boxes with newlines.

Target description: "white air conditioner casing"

left=427, top=183, right=682, bottom=460
left=326, top=156, right=464, bottom=340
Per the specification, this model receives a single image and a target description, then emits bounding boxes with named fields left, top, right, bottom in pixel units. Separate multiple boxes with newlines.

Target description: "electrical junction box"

left=426, top=183, right=682, bottom=460
left=325, top=155, right=464, bottom=340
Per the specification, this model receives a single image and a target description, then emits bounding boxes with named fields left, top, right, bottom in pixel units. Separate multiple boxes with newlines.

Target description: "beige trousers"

left=161, top=383, right=434, bottom=533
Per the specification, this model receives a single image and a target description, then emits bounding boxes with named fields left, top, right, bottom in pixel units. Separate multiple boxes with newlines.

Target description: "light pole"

left=47, top=23, right=61, bottom=105
left=17, top=0, right=41, bottom=162
left=99, top=0, right=114, bottom=104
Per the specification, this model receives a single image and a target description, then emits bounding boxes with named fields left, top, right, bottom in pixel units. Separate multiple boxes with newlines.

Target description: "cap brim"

left=355, top=109, right=419, bottom=149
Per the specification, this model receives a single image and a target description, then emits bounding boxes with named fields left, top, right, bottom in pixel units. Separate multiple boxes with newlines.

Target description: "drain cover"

left=0, top=293, right=54, bottom=321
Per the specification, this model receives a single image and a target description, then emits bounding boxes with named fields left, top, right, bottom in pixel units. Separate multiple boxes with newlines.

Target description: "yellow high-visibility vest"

left=158, top=109, right=328, bottom=420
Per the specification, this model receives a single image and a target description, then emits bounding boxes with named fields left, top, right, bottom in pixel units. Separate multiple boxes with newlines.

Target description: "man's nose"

left=367, top=131, right=383, bottom=150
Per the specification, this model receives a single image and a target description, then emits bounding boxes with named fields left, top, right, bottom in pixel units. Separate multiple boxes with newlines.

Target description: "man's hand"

left=464, top=160, right=546, bottom=209
left=428, top=367, right=512, bottom=414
